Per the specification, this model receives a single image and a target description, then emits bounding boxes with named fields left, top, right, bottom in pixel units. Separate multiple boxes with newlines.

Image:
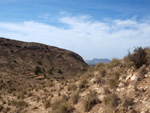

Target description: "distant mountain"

left=85, top=58, right=110, bottom=65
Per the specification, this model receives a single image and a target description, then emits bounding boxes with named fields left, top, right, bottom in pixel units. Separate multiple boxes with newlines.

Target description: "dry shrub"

left=5, top=107, right=11, bottom=112
left=51, top=99, right=74, bottom=113
left=94, top=76, right=106, bottom=85
left=145, top=48, right=150, bottom=64
left=103, top=93, right=119, bottom=108
left=108, top=71, right=120, bottom=89
left=128, top=47, right=147, bottom=69
left=95, top=63, right=106, bottom=70
left=70, top=91, right=80, bottom=104
left=45, top=81, right=55, bottom=87
left=96, top=63, right=107, bottom=77
left=17, top=91, right=26, bottom=99
left=122, top=97, right=134, bottom=108
left=137, top=64, right=147, bottom=78
left=123, top=56, right=134, bottom=68
left=104, top=106, right=116, bottom=113
left=10, top=99, right=29, bottom=108
left=99, top=68, right=106, bottom=77
left=27, top=92, right=33, bottom=97
left=83, top=90, right=100, bottom=112
left=67, top=83, right=77, bottom=91
left=104, top=87, right=111, bottom=95
left=44, top=99, right=51, bottom=109
left=79, top=79, right=88, bottom=89
left=108, top=58, right=121, bottom=68
left=0, top=104, right=3, bottom=112
left=61, top=94, right=69, bottom=101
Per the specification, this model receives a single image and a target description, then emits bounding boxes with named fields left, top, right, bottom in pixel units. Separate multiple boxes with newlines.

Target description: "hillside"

left=0, top=39, right=150, bottom=113
left=0, top=37, right=88, bottom=78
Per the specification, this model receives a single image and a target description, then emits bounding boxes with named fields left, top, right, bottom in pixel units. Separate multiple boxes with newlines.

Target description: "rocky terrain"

left=0, top=38, right=150, bottom=113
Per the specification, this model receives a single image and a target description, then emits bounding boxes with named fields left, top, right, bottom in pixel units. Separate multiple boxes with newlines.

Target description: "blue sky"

left=0, top=0, right=150, bottom=60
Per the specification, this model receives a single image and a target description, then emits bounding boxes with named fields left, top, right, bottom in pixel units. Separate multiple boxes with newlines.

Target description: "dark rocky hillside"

left=0, top=37, right=88, bottom=78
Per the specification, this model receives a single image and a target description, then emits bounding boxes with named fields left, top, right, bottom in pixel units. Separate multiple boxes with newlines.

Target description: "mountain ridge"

left=85, top=58, right=110, bottom=65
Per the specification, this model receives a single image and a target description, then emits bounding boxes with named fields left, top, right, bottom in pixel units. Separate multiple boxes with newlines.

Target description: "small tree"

left=37, top=61, right=42, bottom=65
left=48, top=67, right=54, bottom=74
left=34, top=66, right=41, bottom=75
left=58, top=69, right=62, bottom=74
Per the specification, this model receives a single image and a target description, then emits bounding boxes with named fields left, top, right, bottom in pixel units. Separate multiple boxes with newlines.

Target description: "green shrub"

left=58, top=69, right=62, bottom=74
left=128, top=47, right=147, bottom=69
left=34, top=66, right=41, bottom=75
left=48, top=67, right=54, bottom=74
left=13, top=60, right=17, bottom=63
left=48, top=70, right=53, bottom=74
left=37, top=61, right=42, bottom=65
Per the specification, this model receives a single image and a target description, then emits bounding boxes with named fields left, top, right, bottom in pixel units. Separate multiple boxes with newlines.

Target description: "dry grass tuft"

left=44, top=99, right=51, bottom=109
left=51, top=99, right=74, bottom=113
left=70, top=91, right=80, bottom=104
left=79, top=79, right=88, bottom=89
left=67, top=83, right=77, bottom=91
left=83, top=90, right=100, bottom=112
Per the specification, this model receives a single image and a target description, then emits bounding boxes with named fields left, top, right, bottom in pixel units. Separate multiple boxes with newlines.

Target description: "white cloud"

left=0, top=15, right=150, bottom=60
left=38, top=13, right=50, bottom=20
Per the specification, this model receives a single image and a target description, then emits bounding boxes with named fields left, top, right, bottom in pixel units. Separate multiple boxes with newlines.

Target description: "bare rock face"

left=0, top=37, right=88, bottom=77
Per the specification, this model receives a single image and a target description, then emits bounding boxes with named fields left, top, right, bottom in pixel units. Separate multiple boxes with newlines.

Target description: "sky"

left=0, top=0, right=150, bottom=60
